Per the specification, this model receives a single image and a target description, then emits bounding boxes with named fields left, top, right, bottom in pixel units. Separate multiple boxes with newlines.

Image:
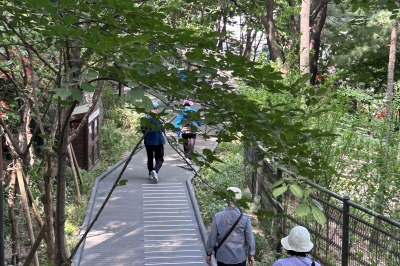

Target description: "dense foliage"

left=0, top=0, right=399, bottom=264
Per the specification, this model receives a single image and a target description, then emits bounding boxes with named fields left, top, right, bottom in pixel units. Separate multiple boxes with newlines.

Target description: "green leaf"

left=360, top=3, right=369, bottom=13
left=294, top=73, right=313, bottom=87
left=150, top=90, right=169, bottom=105
left=304, top=189, right=310, bottom=199
left=142, top=96, right=154, bottom=112
left=64, top=15, right=78, bottom=25
left=66, top=67, right=79, bottom=75
left=51, top=25, right=68, bottom=36
left=202, top=148, right=213, bottom=156
left=272, top=179, right=285, bottom=187
left=27, top=0, right=49, bottom=8
left=54, top=88, right=71, bottom=99
left=127, top=88, right=144, bottom=101
left=290, top=184, right=304, bottom=199
left=71, top=89, right=83, bottom=102
left=311, top=205, right=327, bottom=225
left=117, top=179, right=128, bottom=186
left=210, top=166, right=220, bottom=173
left=132, top=34, right=152, bottom=44
left=86, top=70, right=98, bottom=79
left=81, top=82, right=95, bottom=92
left=295, top=204, right=310, bottom=216
left=127, top=80, right=140, bottom=88
left=315, top=87, right=328, bottom=96
left=351, top=4, right=359, bottom=13
left=312, top=199, right=324, bottom=211
left=54, top=98, right=74, bottom=106
left=38, top=134, right=50, bottom=140
left=272, top=186, right=287, bottom=197
left=255, top=210, right=277, bottom=219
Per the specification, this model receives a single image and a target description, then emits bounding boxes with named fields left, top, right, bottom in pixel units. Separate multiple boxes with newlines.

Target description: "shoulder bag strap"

left=216, top=212, right=243, bottom=250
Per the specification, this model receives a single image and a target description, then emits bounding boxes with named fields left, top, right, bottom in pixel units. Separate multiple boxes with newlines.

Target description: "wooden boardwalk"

left=74, top=130, right=217, bottom=266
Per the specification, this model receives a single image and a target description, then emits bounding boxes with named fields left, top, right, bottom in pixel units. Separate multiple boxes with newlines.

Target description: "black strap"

left=215, top=212, right=243, bottom=250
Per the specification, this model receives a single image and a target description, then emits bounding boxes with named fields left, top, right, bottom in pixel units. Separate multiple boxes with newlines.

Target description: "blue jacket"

left=174, top=107, right=202, bottom=135
left=141, top=115, right=165, bottom=145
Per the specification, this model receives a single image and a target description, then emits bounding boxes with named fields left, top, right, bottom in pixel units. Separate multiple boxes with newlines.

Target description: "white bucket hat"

left=226, top=187, right=242, bottom=200
left=281, top=226, right=314, bottom=252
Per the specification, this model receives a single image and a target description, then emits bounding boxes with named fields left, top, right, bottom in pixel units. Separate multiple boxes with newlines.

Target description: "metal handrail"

left=276, top=167, right=400, bottom=229
left=247, top=143, right=400, bottom=266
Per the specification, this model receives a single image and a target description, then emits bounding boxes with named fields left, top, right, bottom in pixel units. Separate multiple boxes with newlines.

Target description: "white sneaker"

left=150, top=170, right=158, bottom=184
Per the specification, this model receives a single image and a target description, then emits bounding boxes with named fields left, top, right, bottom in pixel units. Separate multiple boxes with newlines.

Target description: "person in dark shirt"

left=140, top=101, right=165, bottom=183
left=173, top=99, right=202, bottom=165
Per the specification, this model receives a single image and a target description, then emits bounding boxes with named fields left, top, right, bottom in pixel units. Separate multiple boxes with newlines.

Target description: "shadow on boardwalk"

left=74, top=126, right=218, bottom=266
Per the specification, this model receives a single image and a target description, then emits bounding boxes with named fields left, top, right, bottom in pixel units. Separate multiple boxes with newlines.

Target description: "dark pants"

left=217, top=261, right=246, bottom=266
left=182, top=134, right=196, bottom=159
left=145, top=144, right=164, bottom=174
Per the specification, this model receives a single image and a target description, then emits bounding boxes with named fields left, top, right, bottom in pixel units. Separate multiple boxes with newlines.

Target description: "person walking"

left=272, top=225, right=321, bottom=266
left=205, top=187, right=255, bottom=266
left=173, top=98, right=202, bottom=164
left=140, top=101, right=165, bottom=183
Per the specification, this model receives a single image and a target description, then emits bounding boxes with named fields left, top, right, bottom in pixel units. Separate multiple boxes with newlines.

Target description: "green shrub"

left=254, top=233, right=271, bottom=262
left=195, top=142, right=253, bottom=226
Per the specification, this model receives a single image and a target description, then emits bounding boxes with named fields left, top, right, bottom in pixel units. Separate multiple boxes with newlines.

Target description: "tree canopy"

left=1, top=0, right=399, bottom=264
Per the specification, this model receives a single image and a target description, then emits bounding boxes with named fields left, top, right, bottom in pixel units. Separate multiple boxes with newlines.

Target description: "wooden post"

left=22, top=223, right=46, bottom=266
left=67, top=145, right=81, bottom=205
left=21, top=170, right=43, bottom=227
left=16, top=160, right=39, bottom=266
left=69, top=144, right=83, bottom=185
left=26, top=186, right=43, bottom=227
left=8, top=170, right=19, bottom=265
left=63, top=234, right=74, bottom=266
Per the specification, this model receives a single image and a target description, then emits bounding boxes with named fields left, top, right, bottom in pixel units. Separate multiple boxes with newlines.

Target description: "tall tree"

left=386, top=18, right=398, bottom=129
left=260, top=0, right=329, bottom=79
left=300, top=0, right=310, bottom=75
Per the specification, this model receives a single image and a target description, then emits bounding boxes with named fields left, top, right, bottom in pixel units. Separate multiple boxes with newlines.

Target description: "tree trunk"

left=16, top=160, right=39, bottom=266
left=300, top=0, right=310, bottom=75
left=253, top=32, right=264, bottom=62
left=170, top=12, right=177, bottom=30
left=55, top=110, right=71, bottom=265
left=43, top=152, right=56, bottom=264
left=244, top=28, right=256, bottom=61
left=261, top=0, right=284, bottom=62
left=310, top=2, right=328, bottom=85
left=217, top=7, right=227, bottom=52
left=386, top=18, right=398, bottom=130
left=8, top=171, right=20, bottom=265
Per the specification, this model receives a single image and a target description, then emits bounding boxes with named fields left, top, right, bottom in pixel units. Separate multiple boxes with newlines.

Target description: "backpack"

left=180, top=115, right=193, bottom=134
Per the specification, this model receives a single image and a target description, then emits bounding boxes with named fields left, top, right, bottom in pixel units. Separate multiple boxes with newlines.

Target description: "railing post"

left=342, top=195, right=350, bottom=266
